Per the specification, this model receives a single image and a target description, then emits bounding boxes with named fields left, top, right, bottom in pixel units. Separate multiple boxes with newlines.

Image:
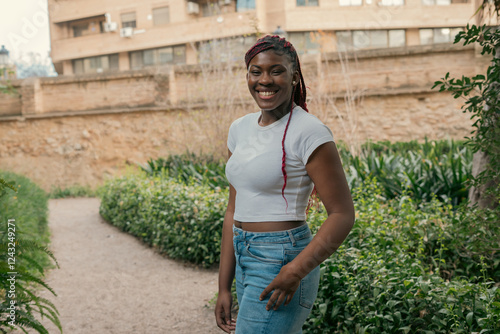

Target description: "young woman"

left=215, top=35, right=355, bottom=334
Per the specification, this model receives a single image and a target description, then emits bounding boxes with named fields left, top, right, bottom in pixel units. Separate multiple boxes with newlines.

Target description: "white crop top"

left=225, top=106, right=334, bottom=222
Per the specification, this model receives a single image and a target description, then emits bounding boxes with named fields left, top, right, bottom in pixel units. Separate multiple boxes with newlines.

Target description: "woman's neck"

left=259, top=101, right=294, bottom=126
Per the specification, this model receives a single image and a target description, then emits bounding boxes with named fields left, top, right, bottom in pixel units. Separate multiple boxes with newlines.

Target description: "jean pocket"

left=298, top=266, right=320, bottom=309
left=284, top=248, right=319, bottom=309
left=245, top=243, right=283, bottom=264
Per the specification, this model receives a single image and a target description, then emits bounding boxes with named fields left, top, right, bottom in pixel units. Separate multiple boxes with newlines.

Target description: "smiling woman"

left=214, top=35, right=355, bottom=334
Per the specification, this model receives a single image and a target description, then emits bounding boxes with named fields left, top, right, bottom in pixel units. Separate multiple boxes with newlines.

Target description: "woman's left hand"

left=260, top=264, right=302, bottom=311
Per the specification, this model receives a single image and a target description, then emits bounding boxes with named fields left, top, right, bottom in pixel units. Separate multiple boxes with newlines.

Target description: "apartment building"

left=47, top=0, right=475, bottom=75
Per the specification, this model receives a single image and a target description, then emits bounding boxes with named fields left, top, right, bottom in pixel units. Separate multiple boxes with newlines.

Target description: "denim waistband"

left=233, top=224, right=311, bottom=244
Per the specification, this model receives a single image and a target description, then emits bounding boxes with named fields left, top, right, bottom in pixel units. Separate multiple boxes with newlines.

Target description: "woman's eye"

left=251, top=71, right=260, bottom=75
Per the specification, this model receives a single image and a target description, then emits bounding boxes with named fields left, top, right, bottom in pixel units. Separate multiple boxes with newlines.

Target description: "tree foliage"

left=432, top=24, right=500, bottom=207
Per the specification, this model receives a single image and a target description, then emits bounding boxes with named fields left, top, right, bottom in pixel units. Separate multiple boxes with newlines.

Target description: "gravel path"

left=34, top=198, right=221, bottom=334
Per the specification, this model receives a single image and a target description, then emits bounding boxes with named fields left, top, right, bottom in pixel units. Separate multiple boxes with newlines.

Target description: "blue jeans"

left=233, top=224, right=320, bottom=334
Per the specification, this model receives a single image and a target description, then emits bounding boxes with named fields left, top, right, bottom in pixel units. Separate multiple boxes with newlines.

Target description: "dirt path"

left=34, top=198, right=221, bottom=334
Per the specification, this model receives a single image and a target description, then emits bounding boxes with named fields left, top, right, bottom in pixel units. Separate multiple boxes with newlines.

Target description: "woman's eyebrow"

left=249, top=64, right=285, bottom=69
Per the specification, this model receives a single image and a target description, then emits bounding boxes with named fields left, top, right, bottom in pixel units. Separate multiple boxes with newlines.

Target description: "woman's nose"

left=258, top=72, right=272, bottom=85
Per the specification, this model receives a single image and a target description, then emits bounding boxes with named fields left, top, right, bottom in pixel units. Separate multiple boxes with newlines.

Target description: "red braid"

left=245, top=35, right=309, bottom=209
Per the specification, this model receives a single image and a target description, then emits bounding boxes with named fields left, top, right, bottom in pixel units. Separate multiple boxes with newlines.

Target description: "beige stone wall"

left=0, top=45, right=481, bottom=191
left=0, top=91, right=471, bottom=192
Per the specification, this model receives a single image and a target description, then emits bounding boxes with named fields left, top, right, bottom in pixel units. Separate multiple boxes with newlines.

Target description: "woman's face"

left=246, top=50, right=299, bottom=114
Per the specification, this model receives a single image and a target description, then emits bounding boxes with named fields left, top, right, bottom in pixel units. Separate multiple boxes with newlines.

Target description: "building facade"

left=48, top=0, right=475, bottom=76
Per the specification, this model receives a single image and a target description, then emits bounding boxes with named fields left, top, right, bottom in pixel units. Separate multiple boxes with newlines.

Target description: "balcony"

left=51, top=11, right=257, bottom=62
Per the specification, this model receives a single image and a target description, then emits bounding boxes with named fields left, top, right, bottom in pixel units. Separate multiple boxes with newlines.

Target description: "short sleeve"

left=227, top=120, right=237, bottom=153
left=293, top=118, right=334, bottom=165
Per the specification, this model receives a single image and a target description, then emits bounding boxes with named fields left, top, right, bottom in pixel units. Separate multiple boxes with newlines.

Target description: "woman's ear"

left=292, top=71, right=299, bottom=86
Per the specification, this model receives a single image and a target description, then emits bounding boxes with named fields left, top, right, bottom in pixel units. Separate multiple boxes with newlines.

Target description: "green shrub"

left=304, top=179, right=499, bottom=333
left=0, top=172, right=61, bottom=334
left=98, top=171, right=227, bottom=267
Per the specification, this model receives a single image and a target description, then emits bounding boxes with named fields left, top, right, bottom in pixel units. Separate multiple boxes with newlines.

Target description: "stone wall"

left=0, top=44, right=480, bottom=191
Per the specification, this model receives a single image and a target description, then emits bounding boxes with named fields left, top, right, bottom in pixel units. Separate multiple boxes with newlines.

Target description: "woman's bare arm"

left=215, top=150, right=237, bottom=333
left=260, top=141, right=355, bottom=310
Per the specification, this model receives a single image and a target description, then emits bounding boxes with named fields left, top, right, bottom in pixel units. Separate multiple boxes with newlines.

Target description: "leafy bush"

left=98, top=171, right=227, bottom=267
left=0, top=171, right=61, bottom=334
left=304, top=179, right=499, bottom=333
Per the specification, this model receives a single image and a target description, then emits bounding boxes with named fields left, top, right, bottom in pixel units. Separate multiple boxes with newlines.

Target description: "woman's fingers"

left=284, top=292, right=295, bottom=306
left=215, top=308, right=235, bottom=333
left=215, top=294, right=236, bottom=333
left=273, top=291, right=288, bottom=310
left=265, top=289, right=292, bottom=311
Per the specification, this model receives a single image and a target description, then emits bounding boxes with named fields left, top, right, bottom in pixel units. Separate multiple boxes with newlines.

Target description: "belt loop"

left=287, top=230, right=296, bottom=246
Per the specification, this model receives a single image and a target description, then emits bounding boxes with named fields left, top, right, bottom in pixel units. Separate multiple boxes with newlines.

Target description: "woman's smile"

left=258, top=90, right=279, bottom=99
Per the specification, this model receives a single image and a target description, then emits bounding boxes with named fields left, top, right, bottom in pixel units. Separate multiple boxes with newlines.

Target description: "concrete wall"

left=0, top=44, right=480, bottom=191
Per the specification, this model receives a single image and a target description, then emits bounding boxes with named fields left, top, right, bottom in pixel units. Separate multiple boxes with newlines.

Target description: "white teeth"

left=259, top=91, right=277, bottom=96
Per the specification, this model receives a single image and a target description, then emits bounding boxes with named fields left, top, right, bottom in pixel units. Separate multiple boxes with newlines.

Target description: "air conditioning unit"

left=220, top=0, right=232, bottom=5
left=120, top=27, right=133, bottom=38
left=103, top=22, right=118, bottom=32
left=187, top=2, right=200, bottom=14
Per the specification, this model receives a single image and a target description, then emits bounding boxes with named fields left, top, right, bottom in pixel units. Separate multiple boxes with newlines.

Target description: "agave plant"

left=340, top=139, right=472, bottom=205
left=139, top=152, right=228, bottom=189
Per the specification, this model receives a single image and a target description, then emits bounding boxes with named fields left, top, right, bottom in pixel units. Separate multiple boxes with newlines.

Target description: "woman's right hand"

left=215, top=289, right=236, bottom=333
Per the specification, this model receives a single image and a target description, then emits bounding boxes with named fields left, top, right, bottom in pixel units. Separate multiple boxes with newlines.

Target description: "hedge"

left=98, top=171, right=227, bottom=267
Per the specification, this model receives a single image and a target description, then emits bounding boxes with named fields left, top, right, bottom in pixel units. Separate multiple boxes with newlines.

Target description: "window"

left=121, top=12, right=136, bottom=28
left=337, top=29, right=406, bottom=50
left=419, top=28, right=463, bottom=44
left=158, top=47, right=173, bottom=64
left=336, top=31, right=352, bottom=51
left=72, top=54, right=119, bottom=74
left=153, top=7, right=169, bottom=26
left=380, top=0, right=404, bottom=5
left=72, top=23, right=88, bottom=37
left=297, top=0, right=319, bottom=6
left=201, top=1, right=221, bottom=17
left=389, top=30, right=405, bottom=47
left=129, top=45, right=186, bottom=69
left=69, top=17, right=105, bottom=38
left=288, top=31, right=321, bottom=54
left=237, top=0, right=256, bottom=11
left=422, top=0, right=451, bottom=4
left=198, top=36, right=256, bottom=63
left=339, top=0, right=362, bottom=6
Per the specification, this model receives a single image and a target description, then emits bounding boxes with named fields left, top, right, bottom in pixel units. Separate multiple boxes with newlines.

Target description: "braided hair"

left=245, top=35, right=308, bottom=209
